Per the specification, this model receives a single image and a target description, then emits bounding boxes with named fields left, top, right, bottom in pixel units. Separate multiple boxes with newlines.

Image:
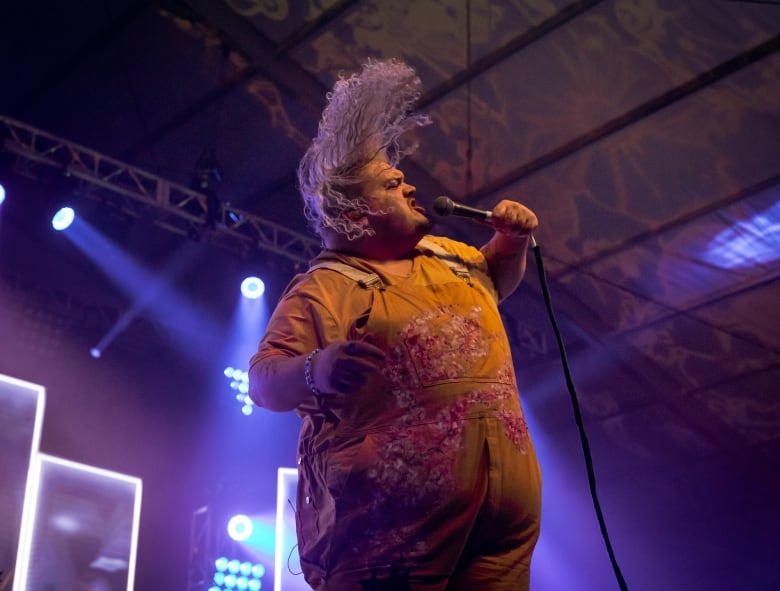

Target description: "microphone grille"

left=432, top=195, right=453, bottom=215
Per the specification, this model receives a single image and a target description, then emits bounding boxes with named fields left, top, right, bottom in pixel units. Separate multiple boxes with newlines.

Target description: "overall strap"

left=308, top=240, right=473, bottom=289
left=307, top=261, right=386, bottom=290
left=417, top=238, right=472, bottom=284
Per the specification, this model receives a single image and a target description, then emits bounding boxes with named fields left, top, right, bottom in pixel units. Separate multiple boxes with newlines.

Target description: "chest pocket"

left=309, top=243, right=510, bottom=390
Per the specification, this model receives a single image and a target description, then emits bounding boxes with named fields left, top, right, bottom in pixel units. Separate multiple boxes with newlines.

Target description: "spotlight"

left=51, top=206, right=75, bottom=231
left=210, top=556, right=265, bottom=591
left=223, top=367, right=255, bottom=417
left=215, top=557, right=229, bottom=572
left=240, top=276, right=265, bottom=299
left=251, top=564, right=265, bottom=578
left=90, top=347, right=102, bottom=359
left=227, top=514, right=253, bottom=542
left=0, top=182, right=5, bottom=205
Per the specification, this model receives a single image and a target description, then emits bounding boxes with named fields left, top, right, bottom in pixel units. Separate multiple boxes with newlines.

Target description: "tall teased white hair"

left=298, top=58, right=431, bottom=240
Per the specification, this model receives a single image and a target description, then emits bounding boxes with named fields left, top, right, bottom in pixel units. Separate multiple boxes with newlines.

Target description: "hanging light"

left=51, top=206, right=75, bottom=231
left=240, top=276, right=265, bottom=299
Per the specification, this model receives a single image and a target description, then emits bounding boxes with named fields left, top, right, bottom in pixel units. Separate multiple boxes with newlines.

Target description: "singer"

left=249, top=58, right=540, bottom=591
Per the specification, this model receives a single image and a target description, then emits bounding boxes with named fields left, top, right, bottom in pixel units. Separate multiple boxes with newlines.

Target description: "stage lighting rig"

left=1, top=115, right=319, bottom=263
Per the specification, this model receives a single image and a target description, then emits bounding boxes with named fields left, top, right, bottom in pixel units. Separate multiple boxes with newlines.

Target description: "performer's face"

left=357, top=159, right=432, bottom=241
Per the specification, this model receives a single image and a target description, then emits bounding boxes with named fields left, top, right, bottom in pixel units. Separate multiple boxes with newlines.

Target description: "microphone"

left=432, top=196, right=492, bottom=220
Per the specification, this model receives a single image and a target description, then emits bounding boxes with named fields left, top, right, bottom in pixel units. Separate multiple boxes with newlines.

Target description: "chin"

left=416, top=218, right=434, bottom=234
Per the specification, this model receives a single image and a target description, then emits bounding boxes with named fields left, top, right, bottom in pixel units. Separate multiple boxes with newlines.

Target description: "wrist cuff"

left=304, top=349, right=322, bottom=396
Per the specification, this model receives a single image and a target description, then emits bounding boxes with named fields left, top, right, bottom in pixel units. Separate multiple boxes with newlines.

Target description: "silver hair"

left=298, top=58, right=431, bottom=240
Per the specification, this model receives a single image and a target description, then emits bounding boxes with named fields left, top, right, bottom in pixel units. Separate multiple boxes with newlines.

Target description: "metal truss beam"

left=0, top=115, right=320, bottom=264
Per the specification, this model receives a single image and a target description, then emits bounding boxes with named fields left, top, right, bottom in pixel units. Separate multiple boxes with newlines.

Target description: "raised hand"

left=489, top=200, right=538, bottom=237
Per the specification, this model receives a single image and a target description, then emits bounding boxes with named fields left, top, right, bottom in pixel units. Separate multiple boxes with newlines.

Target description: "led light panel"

left=14, top=454, right=142, bottom=591
left=0, top=373, right=45, bottom=590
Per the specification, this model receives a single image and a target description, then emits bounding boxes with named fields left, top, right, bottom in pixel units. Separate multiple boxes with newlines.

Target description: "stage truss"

left=1, top=115, right=319, bottom=264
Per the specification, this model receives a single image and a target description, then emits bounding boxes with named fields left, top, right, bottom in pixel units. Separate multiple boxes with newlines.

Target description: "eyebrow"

left=385, top=172, right=404, bottom=184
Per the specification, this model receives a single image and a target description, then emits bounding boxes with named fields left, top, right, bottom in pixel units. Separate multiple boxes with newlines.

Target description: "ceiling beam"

left=122, top=0, right=331, bottom=159
left=605, top=270, right=780, bottom=354
left=126, top=0, right=452, bottom=204
left=419, top=0, right=604, bottom=109
left=273, top=0, right=362, bottom=56
left=550, top=173, right=780, bottom=283
left=467, top=34, right=780, bottom=203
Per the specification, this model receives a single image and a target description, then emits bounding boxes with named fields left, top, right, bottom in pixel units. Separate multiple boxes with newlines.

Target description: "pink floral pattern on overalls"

left=351, top=305, right=530, bottom=560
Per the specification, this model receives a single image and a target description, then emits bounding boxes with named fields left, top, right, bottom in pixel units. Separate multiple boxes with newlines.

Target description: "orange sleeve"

left=249, top=269, right=373, bottom=370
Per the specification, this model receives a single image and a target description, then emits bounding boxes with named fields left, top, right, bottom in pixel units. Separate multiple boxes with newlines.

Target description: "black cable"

left=531, top=236, right=629, bottom=591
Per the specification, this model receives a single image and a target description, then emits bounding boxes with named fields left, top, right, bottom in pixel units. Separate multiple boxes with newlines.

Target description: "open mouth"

left=408, top=199, right=425, bottom=214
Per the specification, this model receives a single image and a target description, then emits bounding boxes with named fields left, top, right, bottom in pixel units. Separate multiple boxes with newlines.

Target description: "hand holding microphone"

left=433, top=196, right=538, bottom=238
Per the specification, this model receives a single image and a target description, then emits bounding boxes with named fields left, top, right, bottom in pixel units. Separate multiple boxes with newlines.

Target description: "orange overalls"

left=253, top=236, right=542, bottom=590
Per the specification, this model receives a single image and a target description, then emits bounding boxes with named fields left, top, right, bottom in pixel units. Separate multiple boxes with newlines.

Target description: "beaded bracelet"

left=304, top=349, right=322, bottom=396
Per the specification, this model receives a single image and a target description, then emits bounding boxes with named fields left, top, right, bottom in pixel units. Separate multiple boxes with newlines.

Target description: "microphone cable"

left=530, top=235, right=630, bottom=591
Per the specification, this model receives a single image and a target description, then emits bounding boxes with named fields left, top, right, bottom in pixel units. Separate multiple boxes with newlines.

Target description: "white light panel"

left=275, top=467, right=308, bottom=591
left=0, top=373, right=45, bottom=589
left=14, top=454, right=142, bottom=591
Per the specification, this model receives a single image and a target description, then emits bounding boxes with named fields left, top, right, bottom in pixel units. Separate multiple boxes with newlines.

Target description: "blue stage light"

left=251, top=564, right=265, bottom=578
left=0, top=182, right=5, bottom=205
left=90, top=347, right=102, bottom=359
left=51, top=206, right=75, bottom=231
left=227, top=514, right=253, bottom=542
left=211, top=556, right=265, bottom=591
left=240, top=276, right=265, bottom=299
left=223, top=367, right=255, bottom=416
